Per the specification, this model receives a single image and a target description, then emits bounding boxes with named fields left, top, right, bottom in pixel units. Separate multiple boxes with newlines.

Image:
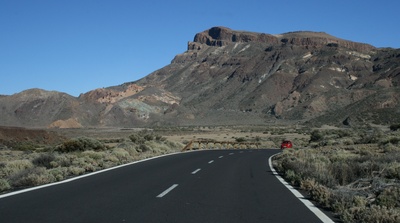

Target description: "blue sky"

left=1, top=0, right=399, bottom=97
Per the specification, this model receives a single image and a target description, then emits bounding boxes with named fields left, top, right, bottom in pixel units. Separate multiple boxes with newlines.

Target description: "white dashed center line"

left=208, top=160, right=214, bottom=164
left=219, top=156, right=224, bottom=159
left=229, top=153, right=234, bottom=155
left=191, top=168, right=201, bottom=174
left=157, top=184, right=179, bottom=198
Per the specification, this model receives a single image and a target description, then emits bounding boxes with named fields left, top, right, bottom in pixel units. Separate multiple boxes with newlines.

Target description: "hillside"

left=0, top=27, right=399, bottom=128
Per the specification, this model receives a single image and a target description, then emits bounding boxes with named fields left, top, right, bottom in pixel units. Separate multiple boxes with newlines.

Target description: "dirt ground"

left=0, top=125, right=308, bottom=152
left=0, top=126, right=66, bottom=147
left=0, top=125, right=312, bottom=166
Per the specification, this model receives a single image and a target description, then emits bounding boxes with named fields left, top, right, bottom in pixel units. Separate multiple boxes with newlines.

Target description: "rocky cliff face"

left=193, top=27, right=374, bottom=52
left=0, top=27, right=399, bottom=128
left=137, top=26, right=400, bottom=126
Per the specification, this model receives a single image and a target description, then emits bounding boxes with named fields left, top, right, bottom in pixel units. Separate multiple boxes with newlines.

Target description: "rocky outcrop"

left=48, top=118, right=83, bottom=128
left=278, top=31, right=375, bottom=52
left=193, top=26, right=279, bottom=47
left=193, top=27, right=375, bottom=52
left=79, top=83, right=144, bottom=104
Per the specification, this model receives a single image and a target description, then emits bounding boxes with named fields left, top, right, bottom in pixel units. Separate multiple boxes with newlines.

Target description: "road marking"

left=269, top=154, right=334, bottom=223
left=218, top=156, right=224, bottom=159
left=157, top=184, right=179, bottom=198
left=208, top=160, right=214, bottom=164
left=0, top=151, right=186, bottom=199
left=229, top=153, right=234, bottom=155
left=191, top=168, right=201, bottom=174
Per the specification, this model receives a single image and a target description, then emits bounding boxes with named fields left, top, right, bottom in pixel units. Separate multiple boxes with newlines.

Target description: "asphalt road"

left=0, top=149, right=329, bottom=223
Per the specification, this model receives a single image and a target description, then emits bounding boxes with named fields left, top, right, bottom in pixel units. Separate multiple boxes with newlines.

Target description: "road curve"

left=0, top=149, right=331, bottom=223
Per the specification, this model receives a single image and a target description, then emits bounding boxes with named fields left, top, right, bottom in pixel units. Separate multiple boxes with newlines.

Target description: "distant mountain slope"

left=135, top=27, right=400, bottom=126
left=1, top=27, right=399, bottom=127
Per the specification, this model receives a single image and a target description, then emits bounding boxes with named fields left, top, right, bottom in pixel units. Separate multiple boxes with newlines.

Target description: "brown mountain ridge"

left=1, top=27, right=399, bottom=128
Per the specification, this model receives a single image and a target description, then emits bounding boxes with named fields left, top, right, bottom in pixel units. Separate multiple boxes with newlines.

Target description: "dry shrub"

left=116, top=143, right=139, bottom=158
left=262, top=140, right=277, bottom=148
left=71, top=157, right=97, bottom=172
left=68, top=166, right=85, bottom=175
left=82, top=150, right=106, bottom=160
left=273, top=134, right=400, bottom=223
left=129, top=130, right=162, bottom=144
left=284, top=169, right=301, bottom=185
left=1, top=160, right=34, bottom=177
left=144, top=140, right=180, bottom=155
left=376, top=186, right=400, bottom=208
left=48, top=167, right=68, bottom=181
left=301, top=178, right=333, bottom=208
left=385, top=162, right=400, bottom=180
left=32, top=153, right=55, bottom=169
left=310, top=183, right=333, bottom=208
left=275, top=148, right=336, bottom=187
left=351, top=205, right=400, bottom=223
left=112, top=148, right=131, bottom=163
left=57, top=137, right=106, bottom=152
left=52, top=154, right=74, bottom=167
left=0, top=179, right=11, bottom=192
left=9, top=167, right=55, bottom=188
left=136, top=144, right=150, bottom=153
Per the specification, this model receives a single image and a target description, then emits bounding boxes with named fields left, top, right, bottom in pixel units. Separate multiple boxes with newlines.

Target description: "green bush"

left=129, top=129, right=163, bottom=144
left=57, top=137, right=106, bottom=152
left=390, top=124, right=400, bottom=131
left=376, top=186, right=400, bottom=208
left=129, top=134, right=145, bottom=144
left=356, top=128, right=383, bottom=144
left=32, top=153, right=56, bottom=169
left=235, top=137, right=246, bottom=142
left=12, top=142, right=39, bottom=151
left=309, top=130, right=324, bottom=142
left=136, top=144, right=150, bottom=153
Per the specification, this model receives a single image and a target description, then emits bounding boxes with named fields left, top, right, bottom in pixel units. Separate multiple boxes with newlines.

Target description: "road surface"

left=0, top=149, right=330, bottom=222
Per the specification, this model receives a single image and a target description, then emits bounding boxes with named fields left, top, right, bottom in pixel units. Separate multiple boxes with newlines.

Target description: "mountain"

left=1, top=27, right=399, bottom=128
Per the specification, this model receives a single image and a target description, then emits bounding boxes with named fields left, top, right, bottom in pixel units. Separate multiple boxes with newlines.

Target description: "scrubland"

left=2, top=124, right=400, bottom=223
left=0, top=130, right=182, bottom=193
left=273, top=126, right=400, bottom=223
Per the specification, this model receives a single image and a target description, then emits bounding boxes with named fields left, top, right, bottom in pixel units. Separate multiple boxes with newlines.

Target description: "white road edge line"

left=268, top=153, right=334, bottom=223
left=191, top=168, right=201, bottom=174
left=208, top=160, right=214, bottom=164
left=157, top=184, right=179, bottom=198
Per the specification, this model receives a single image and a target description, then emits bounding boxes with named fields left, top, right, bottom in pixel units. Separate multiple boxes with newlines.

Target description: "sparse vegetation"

left=3, top=124, right=400, bottom=222
left=56, top=137, right=107, bottom=152
left=273, top=127, right=400, bottom=222
left=0, top=129, right=182, bottom=194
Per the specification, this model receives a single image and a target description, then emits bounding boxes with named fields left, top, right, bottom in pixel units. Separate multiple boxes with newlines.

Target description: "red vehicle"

left=280, top=140, right=293, bottom=149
